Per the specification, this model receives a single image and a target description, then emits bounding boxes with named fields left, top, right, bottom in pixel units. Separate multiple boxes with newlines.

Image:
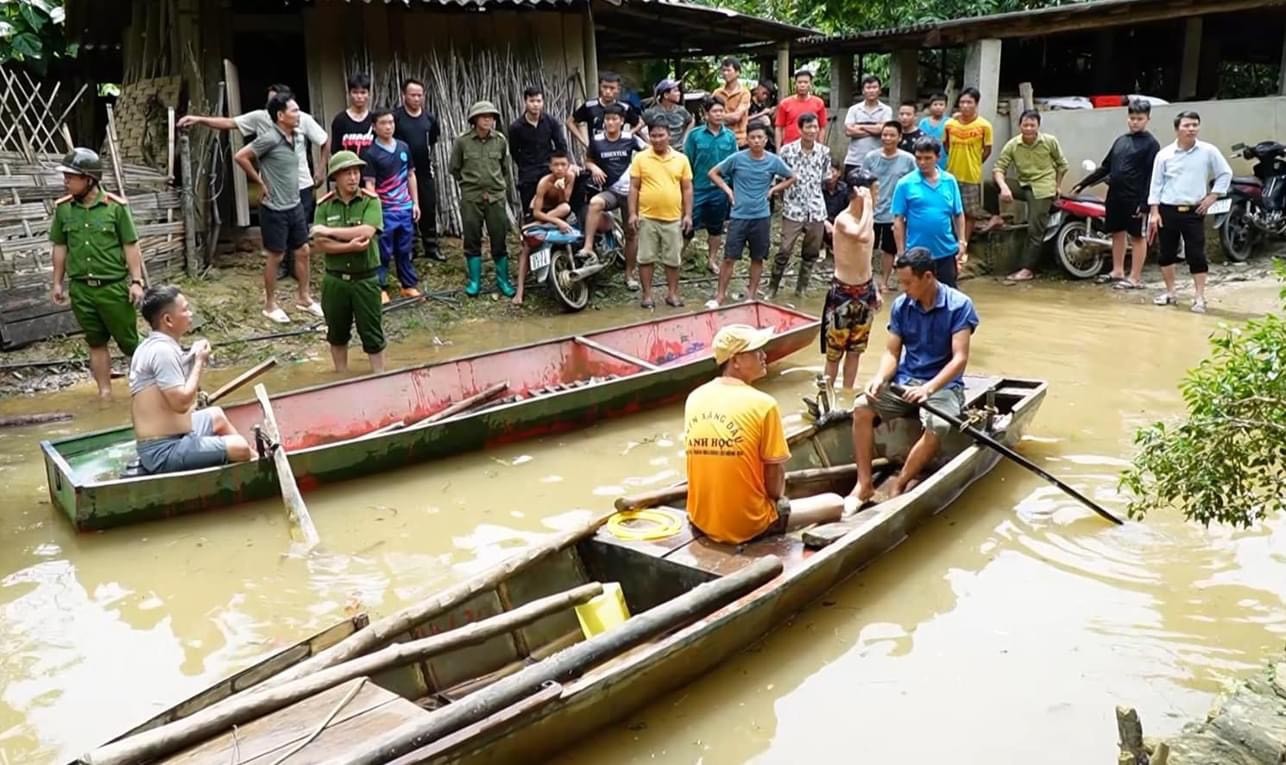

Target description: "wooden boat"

left=41, top=302, right=818, bottom=531
left=85, top=375, right=1047, bottom=765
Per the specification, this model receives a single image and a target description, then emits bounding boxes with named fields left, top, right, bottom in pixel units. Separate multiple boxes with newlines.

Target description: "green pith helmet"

left=467, top=100, right=500, bottom=124
left=327, top=150, right=366, bottom=179
left=57, top=147, right=103, bottom=180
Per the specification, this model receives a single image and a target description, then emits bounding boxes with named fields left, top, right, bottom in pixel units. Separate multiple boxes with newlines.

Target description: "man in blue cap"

left=643, top=78, right=693, bottom=150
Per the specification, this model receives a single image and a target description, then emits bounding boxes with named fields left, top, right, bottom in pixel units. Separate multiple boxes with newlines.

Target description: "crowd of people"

left=46, top=57, right=1234, bottom=495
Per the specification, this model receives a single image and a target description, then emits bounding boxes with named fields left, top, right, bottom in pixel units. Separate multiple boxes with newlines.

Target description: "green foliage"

left=1121, top=264, right=1286, bottom=527
left=0, top=0, right=75, bottom=75
left=696, top=0, right=1080, bottom=36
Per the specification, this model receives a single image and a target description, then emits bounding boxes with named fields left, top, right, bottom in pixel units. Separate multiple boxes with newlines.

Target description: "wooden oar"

left=253, top=383, right=322, bottom=547
left=204, top=357, right=277, bottom=406
left=614, top=462, right=879, bottom=512
left=887, top=383, right=1125, bottom=525
left=403, top=381, right=509, bottom=430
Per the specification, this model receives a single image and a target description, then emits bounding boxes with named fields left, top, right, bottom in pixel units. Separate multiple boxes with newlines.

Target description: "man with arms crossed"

left=850, top=247, right=979, bottom=502
left=130, top=285, right=253, bottom=475
left=1147, top=110, right=1232, bottom=313
left=684, top=324, right=845, bottom=545
left=1076, top=99, right=1160, bottom=291
left=843, top=75, right=892, bottom=174
left=892, top=137, right=967, bottom=287
left=712, top=58, right=751, bottom=148
left=824, top=171, right=883, bottom=406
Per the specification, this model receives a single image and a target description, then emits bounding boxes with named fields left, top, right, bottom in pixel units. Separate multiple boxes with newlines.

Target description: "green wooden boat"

left=84, top=375, right=1049, bottom=765
left=42, top=302, right=819, bottom=531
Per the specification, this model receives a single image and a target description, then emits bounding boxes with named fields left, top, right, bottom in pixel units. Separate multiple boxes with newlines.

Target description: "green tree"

left=1121, top=266, right=1286, bottom=527
left=0, top=0, right=75, bottom=75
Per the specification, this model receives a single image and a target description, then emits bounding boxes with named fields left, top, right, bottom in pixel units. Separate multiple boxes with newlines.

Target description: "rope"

left=265, top=677, right=366, bottom=765
left=605, top=509, right=683, bottom=541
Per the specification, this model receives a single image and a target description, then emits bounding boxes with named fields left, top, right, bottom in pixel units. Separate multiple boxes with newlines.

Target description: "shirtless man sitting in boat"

left=683, top=325, right=845, bottom=545
left=850, top=247, right=979, bottom=502
left=130, top=285, right=253, bottom=475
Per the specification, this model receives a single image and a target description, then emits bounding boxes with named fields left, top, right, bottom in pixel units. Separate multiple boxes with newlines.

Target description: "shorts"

left=322, top=272, right=387, bottom=354
left=135, top=407, right=230, bottom=475
left=1157, top=205, right=1208, bottom=275
left=821, top=277, right=878, bottom=362
left=68, top=278, right=139, bottom=354
left=690, top=191, right=730, bottom=236
left=724, top=217, right=772, bottom=262
left=298, top=187, right=316, bottom=226
left=261, top=204, right=309, bottom=254
left=960, top=182, right=985, bottom=219
left=594, top=189, right=624, bottom=213
left=1104, top=195, right=1145, bottom=237
left=689, top=497, right=791, bottom=544
left=933, top=255, right=958, bottom=288
left=637, top=217, right=683, bottom=267
left=859, top=382, right=964, bottom=440
left=873, top=222, right=897, bottom=255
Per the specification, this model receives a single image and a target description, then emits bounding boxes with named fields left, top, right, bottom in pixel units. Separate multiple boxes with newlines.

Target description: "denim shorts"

left=136, top=407, right=230, bottom=475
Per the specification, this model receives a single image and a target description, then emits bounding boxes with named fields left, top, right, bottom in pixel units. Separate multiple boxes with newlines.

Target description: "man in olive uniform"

left=312, top=151, right=387, bottom=374
left=49, top=148, right=146, bottom=399
left=448, top=100, right=515, bottom=298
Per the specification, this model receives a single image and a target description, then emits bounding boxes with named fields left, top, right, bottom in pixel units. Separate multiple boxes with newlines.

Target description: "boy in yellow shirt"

left=943, top=87, right=994, bottom=244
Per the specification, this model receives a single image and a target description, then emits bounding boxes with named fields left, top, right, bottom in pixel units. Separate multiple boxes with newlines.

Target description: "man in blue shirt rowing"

left=850, top=247, right=980, bottom=502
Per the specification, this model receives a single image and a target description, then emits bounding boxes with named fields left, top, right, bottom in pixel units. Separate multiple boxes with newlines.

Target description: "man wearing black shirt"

left=509, top=86, right=569, bottom=221
left=393, top=77, right=444, bottom=261
left=1076, top=99, right=1161, bottom=289
left=581, top=104, right=645, bottom=287
left=897, top=101, right=924, bottom=155
left=567, top=71, right=642, bottom=150
left=324, top=73, right=374, bottom=173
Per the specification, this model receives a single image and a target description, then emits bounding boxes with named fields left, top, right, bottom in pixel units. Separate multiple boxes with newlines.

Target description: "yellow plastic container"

left=575, top=582, right=631, bottom=638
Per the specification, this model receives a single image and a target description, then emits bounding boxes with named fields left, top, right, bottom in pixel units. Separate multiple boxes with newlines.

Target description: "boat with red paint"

left=42, top=301, right=819, bottom=531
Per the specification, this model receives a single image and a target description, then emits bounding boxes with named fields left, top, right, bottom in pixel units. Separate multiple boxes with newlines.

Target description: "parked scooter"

left=522, top=216, right=625, bottom=311
left=1042, top=161, right=1111, bottom=279
left=1215, top=140, right=1286, bottom=262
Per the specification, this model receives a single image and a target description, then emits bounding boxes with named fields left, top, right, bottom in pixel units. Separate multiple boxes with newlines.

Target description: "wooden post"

left=1018, top=82, right=1034, bottom=112
left=776, top=43, right=792, bottom=104
left=254, top=384, right=321, bottom=549
left=166, top=106, right=176, bottom=182
left=179, top=133, right=200, bottom=277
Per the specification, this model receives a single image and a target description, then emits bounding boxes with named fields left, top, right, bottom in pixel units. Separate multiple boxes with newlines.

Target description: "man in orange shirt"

left=713, top=57, right=751, bottom=148
left=775, top=70, right=828, bottom=148
left=684, top=325, right=845, bottom=545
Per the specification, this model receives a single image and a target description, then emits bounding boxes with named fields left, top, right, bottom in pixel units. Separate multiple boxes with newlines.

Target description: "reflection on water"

left=1, top=284, right=1283, bottom=764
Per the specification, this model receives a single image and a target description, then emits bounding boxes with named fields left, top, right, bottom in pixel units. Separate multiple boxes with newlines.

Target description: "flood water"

left=1, top=279, right=1282, bottom=764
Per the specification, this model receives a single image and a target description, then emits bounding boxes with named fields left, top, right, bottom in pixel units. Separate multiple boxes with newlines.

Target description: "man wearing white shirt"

left=1146, top=110, right=1232, bottom=313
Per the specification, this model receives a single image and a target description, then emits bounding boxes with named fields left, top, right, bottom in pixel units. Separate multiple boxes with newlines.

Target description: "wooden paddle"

left=887, top=383, right=1125, bottom=525
left=253, top=383, right=322, bottom=547
left=204, top=357, right=277, bottom=406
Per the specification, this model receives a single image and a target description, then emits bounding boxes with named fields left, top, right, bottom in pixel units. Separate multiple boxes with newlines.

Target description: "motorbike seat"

left=521, top=223, right=584, bottom=247
left=1232, top=175, right=1262, bottom=187
left=1066, top=193, right=1104, bottom=204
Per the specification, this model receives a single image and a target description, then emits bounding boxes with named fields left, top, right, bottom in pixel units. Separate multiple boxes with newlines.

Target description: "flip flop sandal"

left=262, top=307, right=291, bottom=324
left=1153, top=293, right=1177, bottom=306
left=1093, top=274, right=1118, bottom=284
left=640, top=297, right=655, bottom=309
left=296, top=301, right=324, bottom=318
left=1113, top=280, right=1143, bottom=290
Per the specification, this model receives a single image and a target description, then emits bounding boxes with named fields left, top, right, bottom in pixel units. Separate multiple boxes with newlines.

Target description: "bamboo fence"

left=348, top=46, right=585, bottom=236
left=0, top=65, right=89, bottom=155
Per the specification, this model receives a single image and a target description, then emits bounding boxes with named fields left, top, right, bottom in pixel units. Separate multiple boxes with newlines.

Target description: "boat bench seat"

left=661, top=529, right=811, bottom=578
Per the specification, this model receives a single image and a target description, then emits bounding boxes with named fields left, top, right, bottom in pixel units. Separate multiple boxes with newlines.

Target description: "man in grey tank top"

left=129, top=285, right=254, bottom=475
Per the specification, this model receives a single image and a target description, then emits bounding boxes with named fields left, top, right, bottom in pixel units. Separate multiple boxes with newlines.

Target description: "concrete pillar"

left=1279, top=27, right=1286, bottom=95
left=1179, top=17, right=1202, bottom=100
left=889, top=48, right=919, bottom=106
left=830, top=54, right=853, bottom=115
left=582, top=4, right=599, bottom=101
left=963, top=38, right=1002, bottom=127
left=776, top=43, right=791, bottom=103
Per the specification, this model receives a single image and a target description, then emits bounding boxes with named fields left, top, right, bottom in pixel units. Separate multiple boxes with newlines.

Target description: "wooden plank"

left=573, top=335, right=659, bottom=371
left=224, top=58, right=250, bottom=227
left=384, top=682, right=563, bottom=765
left=0, top=308, right=80, bottom=349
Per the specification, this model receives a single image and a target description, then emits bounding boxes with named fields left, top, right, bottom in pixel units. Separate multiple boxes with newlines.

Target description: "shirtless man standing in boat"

left=849, top=247, right=979, bottom=502
left=823, top=170, right=883, bottom=408
left=683, top=325, right=845, bottom=545
left=130, top=285, right=254, bottom=475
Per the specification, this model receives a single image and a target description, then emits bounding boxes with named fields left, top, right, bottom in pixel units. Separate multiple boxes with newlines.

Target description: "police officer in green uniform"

left=49, top=147, right=146, bottom=399
left=448, top=100, right=515, bottom=298
left=312, top=151, right=387, bottom=374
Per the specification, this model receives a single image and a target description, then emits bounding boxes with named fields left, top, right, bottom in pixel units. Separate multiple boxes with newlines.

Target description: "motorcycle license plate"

left=531, top=248, right=551, bottom=271
left=1207, top=198, right=1232, bottom=215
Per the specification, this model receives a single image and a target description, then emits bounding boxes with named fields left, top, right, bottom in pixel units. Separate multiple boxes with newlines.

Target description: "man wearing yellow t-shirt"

left=943, top=87, right=993, bottom=244
left=684, top=325, right=845, bottom=545
left=629, top=119, right=693, bottom=309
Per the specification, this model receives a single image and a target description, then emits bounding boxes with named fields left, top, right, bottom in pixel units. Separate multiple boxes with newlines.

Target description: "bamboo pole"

left=0, top=412, right=73, bottom=428
left=80, top=583, right=604, bottom=765
left=405, top=381, right=508, bottom=430
left=179, top=133, right=199, bottom=276
left=254, top=383, right=321, bottom=549
left=350, top=557, right=785, bottom=764
left=259, top=510, right=618, bottom=690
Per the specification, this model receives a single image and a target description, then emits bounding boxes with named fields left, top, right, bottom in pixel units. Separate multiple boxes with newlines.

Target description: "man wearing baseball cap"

left=311, top=151, right=387, bottom=374
left=683, top=324, right=845, bottom=544
left=642, top=78, right=693, bottom=150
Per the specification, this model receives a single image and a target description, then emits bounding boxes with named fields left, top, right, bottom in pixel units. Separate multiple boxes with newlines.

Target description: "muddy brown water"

left=1, top=280, right=1282, bottom=764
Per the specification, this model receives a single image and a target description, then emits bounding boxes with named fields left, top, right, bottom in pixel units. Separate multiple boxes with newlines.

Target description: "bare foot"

left=97, top=388, right=113, bottom=401
left=1005, top=269, right=1035, bottom=282
left=511, top=294, right=524, bottom=306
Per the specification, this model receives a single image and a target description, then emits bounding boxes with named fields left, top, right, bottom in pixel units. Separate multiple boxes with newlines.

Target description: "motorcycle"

left=1042, top=161, right=1112, bottom=279
left=522, top=215, right=625, bottom=311
left=1215, top=140, right=1286, bottom=262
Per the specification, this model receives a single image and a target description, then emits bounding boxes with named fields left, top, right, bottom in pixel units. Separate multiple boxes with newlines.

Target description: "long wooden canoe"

left=88, top=375, right=1047, bottom=764
left=42, top=301, right=818, bottom=531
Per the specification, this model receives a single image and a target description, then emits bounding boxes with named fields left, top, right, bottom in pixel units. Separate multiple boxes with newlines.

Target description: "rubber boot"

left=494, top=256, right=516, bottom=298
left=464, top=256, right=483, bottom=297
left=767, top=263, right=786, bottom=300
left=795, top=259, right=815, bottom=297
